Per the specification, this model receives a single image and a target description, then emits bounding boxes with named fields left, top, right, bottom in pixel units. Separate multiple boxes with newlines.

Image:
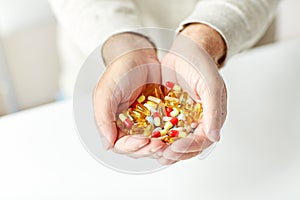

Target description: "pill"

left=137, top=95, right=146, bottom=103
left=177, top=113, right=186, bottom=121
left=153, top=112, right=161, bottom=126
left=131, top=101, right=151, bottom=116
left=143, top=103, right=156, bottom=114
left=166, top=81, right=182, bottom=91
left=165, top=107, right=173, bottom=117
left=162, top=116, right=173, bottom=121
left=146, top=116, right=154, bottom=124
left=164, top=117, right=178, bottom=131
left=151, top=131, right=161, bottom=138
left=115, top=81, right=203, bottom=144
left=118, top=113, right=133, bottom=129
left=169, top=130, right=187, bottom=138
left=148, top=96, right=162, bottom=104
left=170, top=107, right=179, bottom=117
left=129, top=108, right=146, bottom=122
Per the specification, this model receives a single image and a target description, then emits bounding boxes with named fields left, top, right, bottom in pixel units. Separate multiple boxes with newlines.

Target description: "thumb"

left=198, top=78, right=227, bottom=142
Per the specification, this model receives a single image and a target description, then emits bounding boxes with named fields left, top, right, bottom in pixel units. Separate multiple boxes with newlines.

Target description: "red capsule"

left=151, top=131, right=161, bottom=138
left=166, top=107, right=173, bottom=117
left=166, top=81, right=181, bottom=91
left=169, top=130, right=187, bottom=138
left=170, top=117, right=178, bottom=125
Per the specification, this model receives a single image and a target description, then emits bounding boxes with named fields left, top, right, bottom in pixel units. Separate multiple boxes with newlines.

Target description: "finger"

left=128, top=139, right=166, bottom=158
left=158, top=157, right=177, bottom=165
left=171, top=125, right=212, bottom=153
left=197, top=78, right=227, bottom=142
left=114, top=135, right=150, bottom=154
left=94, top=78, right=119, bottom=149
left=163, top=147, right=200, bottom=161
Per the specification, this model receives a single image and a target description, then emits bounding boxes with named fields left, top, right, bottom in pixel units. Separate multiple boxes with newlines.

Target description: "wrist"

left=102, top=32, right=157, bottom=65
left=180, top=23, right=227, bottom=68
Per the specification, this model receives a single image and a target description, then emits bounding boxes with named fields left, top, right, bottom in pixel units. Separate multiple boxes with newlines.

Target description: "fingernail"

left=207, top=130, right=220, bottom=142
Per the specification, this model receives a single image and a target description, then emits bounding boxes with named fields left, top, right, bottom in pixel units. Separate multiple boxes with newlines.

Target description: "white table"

left=1, top=38, right=300, bottom=199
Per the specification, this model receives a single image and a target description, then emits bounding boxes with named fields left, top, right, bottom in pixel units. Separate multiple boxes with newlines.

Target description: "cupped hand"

left=158, top=24, right=228, bottom=165
left=93, top=33, right=166, bottom=158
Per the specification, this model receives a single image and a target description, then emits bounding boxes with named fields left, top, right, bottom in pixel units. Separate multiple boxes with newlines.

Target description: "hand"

left=93, top=33, right=166, bottom=158
left=158, top=24, right=228, bottom=165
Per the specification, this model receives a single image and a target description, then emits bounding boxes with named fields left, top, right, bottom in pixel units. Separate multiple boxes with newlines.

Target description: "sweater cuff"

left=176, top=1, right=274, bottom=60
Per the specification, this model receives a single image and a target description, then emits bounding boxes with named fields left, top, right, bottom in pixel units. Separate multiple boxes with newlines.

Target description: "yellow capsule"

left=137, top=95, right=146, bottom=103
left=194, top=102, right=203, bottom=113
left=177, top=120, right=184, bottom=127
left=143, top=124, right=154, bottom=137
left=189, top=110, right=201, bottom=122
left=131, top=101, right=151, bottom=116
left=128, top=109, right=146, bottom=122
left=179, top=92, right=189, bottom=105
left=164, top=96, right=179, bottom=107
left=163, top=136, right=175, bottom=144
left=184, top=115, right=193, bottom=125
left=185, top=103, right=194, bottom=111
left=167, top=91, right=177, bottom=98
left=145, top=100, right=158, bottom=109
left=130, top=125, right=145, bottom=135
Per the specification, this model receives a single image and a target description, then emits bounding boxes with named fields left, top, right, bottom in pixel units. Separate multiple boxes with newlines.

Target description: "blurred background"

left=0, top=0, right=299, bottom=116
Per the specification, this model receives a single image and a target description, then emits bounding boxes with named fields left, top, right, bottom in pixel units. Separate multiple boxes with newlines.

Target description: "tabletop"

left=0, top=38, right=300, bottom=199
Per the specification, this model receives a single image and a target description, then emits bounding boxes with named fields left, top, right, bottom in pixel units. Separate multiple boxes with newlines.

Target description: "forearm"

left=48, top=0, right=142, bottom=56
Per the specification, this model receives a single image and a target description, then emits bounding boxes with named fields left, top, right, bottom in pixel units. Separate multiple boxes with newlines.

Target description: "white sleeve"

left=177, top=0, right=280, bottom=59
left=48, top=0, right=143, bottom=56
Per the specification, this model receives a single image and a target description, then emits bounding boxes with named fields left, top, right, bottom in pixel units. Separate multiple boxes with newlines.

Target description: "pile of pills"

left=116, top=82, right=203, bottom=144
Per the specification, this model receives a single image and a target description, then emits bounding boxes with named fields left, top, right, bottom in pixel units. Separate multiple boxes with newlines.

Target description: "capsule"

left=179, top=92, right=189, bottom=105
left=151, top=129, right=167, bottom=138
left=162, top=116, right=173, bottom=122
left=153, top=112, right=161, bottom=127
left=167, top=91, right=177, bottom=98
left=128, top=108, right=146, bottom=122
left=143, top=123, right=154, bottom=137
left=164, top=96, right=179, bottom=107
left=168, top=129, right=187, bottom=138
left=118, top=113, right=133, bottom=129
left=165, top=107, right=173, bottom=117
left=166, top=81, right=182, bottom=91
left=170, top=107, right=180, bottom=117
left=146, top=116, right=154, bottom=124
left=151, top=131, right=161, bottom=138
left=143, top=102, right=156, bottom=114
left=148, top=96, right=162, bottom=104
left=177, top=120, right=184, bottom=127
left=163, top=136, right=175, bottom=144
left=164, top=117, right=178, bottom=131
left=131, top=101, right=151, bottom=116
left=177, top=113, right=186, bottom=121
left=137, top=95, right=146, bottom=104
left=130, top=124, right=145, bottom=135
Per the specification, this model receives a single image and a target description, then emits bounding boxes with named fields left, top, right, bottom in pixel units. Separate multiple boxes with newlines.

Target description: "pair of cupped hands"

left=94, top=24, right=227, bottom=165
